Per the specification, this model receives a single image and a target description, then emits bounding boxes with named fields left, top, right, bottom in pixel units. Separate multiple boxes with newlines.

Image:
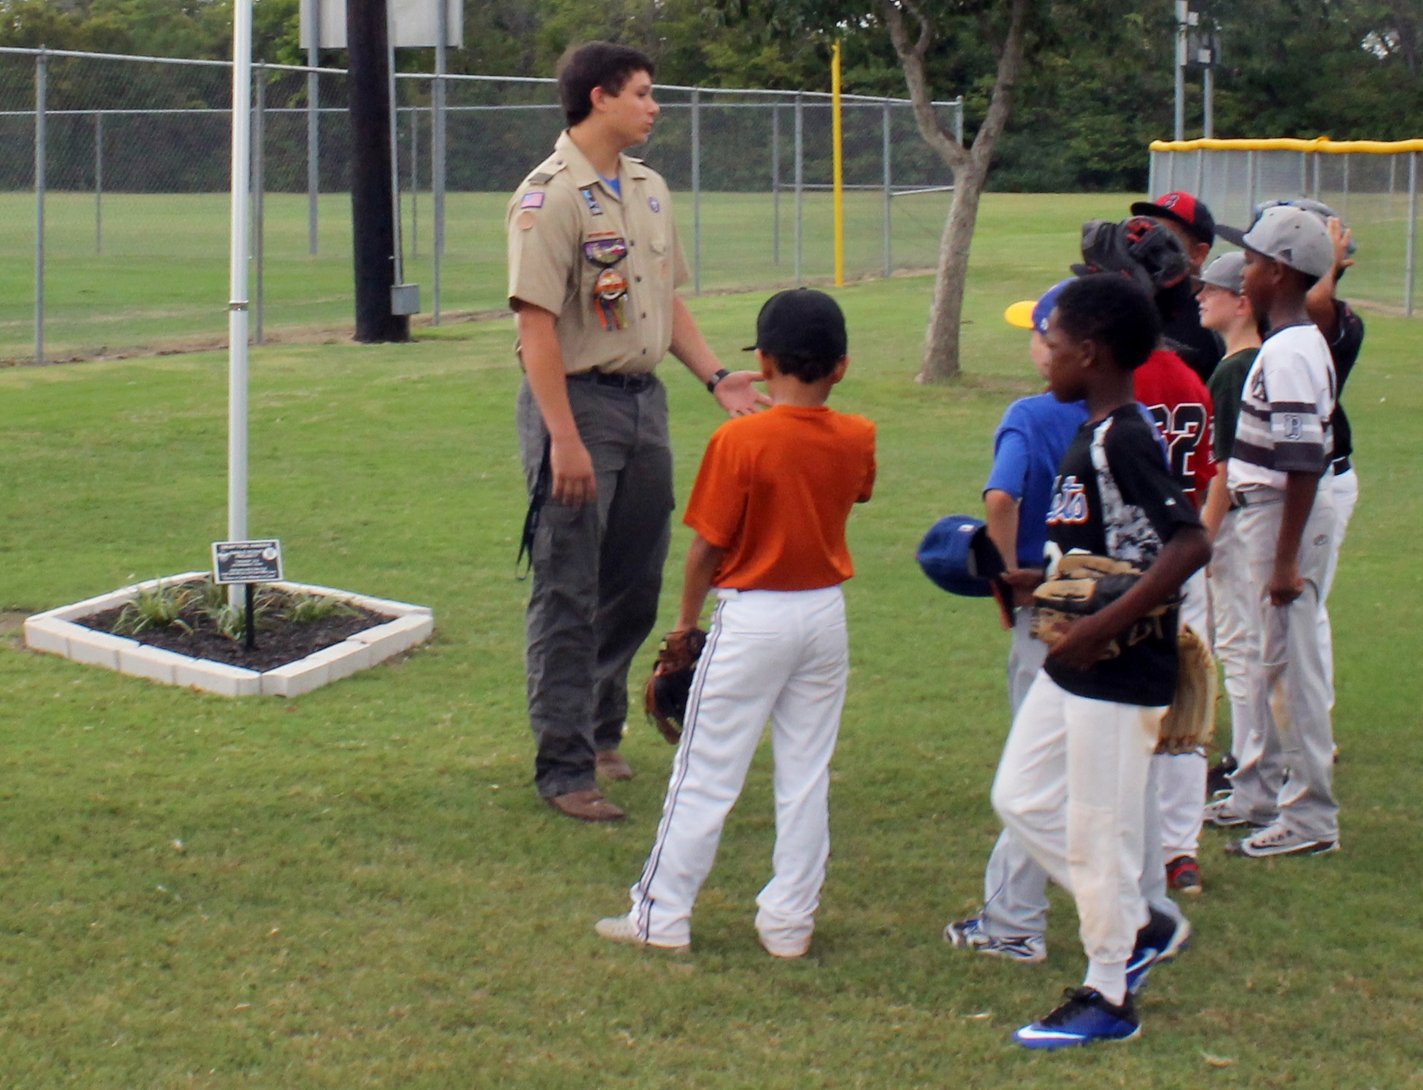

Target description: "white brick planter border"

left=23, top=571, right=434, bottom=698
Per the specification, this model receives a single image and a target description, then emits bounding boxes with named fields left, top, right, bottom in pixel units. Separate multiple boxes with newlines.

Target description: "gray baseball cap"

left=1216, top=205, right=1334, bottom=278
left=1196, top=251, right=1246, bottom=294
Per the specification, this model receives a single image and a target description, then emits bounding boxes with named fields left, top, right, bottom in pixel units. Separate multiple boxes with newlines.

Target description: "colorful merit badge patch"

left=582, top=237, right=628, bottom=267
left=520, top=191, right=545, bottom=210
left=593, top=268, right=629, bottom=331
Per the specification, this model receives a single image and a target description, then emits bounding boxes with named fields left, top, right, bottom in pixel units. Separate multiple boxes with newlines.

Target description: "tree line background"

left=3, top=0, right=1420, bottom=194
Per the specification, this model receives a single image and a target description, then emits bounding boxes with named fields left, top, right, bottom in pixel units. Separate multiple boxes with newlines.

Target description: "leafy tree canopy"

left=3, top=0, right=1418, bottom=190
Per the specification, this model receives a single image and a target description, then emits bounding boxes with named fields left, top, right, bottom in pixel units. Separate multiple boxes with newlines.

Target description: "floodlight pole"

left=228, top=0, right=253, bottom=557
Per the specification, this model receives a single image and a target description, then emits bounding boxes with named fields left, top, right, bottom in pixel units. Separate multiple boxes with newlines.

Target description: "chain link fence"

left=1, top=46, right=962, bottom=363
left=1149, top=139, right=1421, bottom=316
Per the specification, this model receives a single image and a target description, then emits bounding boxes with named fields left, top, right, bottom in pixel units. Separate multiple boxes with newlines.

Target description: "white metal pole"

left=34, top=49, right=46, bottom=366
left=228, top=0, right=253, bottom=556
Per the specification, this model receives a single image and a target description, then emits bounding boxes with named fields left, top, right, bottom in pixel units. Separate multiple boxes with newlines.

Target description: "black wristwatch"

left=706, top=368, right=731, bottom=394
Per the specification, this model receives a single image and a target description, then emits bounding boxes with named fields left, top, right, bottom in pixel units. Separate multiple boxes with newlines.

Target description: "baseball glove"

left=643, top=628, right=707, bottom=744
left=1030, top=554, right=1176, bottom=660
left=1156, top=624, right=1218, bottom=755
left=1073, top=216, right=1191, bottom=295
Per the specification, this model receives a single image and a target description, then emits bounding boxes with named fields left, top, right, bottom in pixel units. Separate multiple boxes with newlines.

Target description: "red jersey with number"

left=1134, top=348, right=1216, bottom=507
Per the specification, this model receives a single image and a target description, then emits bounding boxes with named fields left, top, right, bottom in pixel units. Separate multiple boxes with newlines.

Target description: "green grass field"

left=2, top=195, right=1421, bottom=1088
left=3, top=184, right=1417, bottom=365
left=0, top=187, right=956, bottom=364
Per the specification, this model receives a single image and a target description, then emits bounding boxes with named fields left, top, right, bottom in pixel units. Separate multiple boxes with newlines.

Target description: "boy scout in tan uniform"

left=507, top=42, right=764, bottom=823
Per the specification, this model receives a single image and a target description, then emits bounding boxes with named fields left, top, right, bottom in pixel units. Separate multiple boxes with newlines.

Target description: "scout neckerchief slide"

left=583, top=236, right=629, bottom=331
left=516, top=434, right=552, bottom=580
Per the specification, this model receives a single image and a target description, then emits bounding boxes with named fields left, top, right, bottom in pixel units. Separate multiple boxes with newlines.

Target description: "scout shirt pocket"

left=581, top=231, right=632, bottom=332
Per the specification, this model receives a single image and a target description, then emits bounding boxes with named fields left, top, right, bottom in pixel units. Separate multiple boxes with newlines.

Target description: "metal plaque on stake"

left=212, top=539, right=284, bottom=650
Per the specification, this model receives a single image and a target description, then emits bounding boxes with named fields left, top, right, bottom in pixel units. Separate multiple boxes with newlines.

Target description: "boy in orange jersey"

left=595, top=289, right=877, bottom=957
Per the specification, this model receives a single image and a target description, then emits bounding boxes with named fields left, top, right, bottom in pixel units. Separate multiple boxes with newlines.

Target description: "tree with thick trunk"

left=882, top=0, right=1029, bottom=383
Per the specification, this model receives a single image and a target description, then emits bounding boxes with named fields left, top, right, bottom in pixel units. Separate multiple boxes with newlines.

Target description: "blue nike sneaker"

left=1126, top=908, right=1191, bottom=994
left=1012, top=987, right=1140, bottom=1050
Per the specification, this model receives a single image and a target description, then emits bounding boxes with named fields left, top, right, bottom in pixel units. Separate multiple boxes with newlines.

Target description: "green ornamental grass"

left=1, top=194, right=1420, bottom=1088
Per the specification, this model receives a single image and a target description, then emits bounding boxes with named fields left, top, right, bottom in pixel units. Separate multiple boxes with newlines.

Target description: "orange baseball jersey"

left=684, top=404, right=876, bottom=591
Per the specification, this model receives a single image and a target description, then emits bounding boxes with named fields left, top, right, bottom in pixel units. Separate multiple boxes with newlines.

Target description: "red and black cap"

left=1129, top=191, right=1216, bottom=246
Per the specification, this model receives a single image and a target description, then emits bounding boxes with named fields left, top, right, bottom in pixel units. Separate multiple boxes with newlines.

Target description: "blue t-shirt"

left=983, top=393, right=1089, bottom=568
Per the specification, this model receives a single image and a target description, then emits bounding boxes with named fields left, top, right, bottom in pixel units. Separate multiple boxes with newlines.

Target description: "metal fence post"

left=432, top=73, right=446, bottom=324
left=433, top=3, right=448, bottom=325
left=409, top=106, right=419, bottom=259
left=794, top=91, right=803, bottom=284
left=94, top=112, right=103, bottom=255
left=771, top=102, right=780, bottom=266
left=34, top=49, right=46, bottom=365
left=253, top=64, right=266, bottom=344
left=882, top=99, right=892, bottom=277
left=306, top=6, right=320, bottom=255
left=691, top=89, right=701, bottom=295
left=1406, top=152, right=1417, bottom=317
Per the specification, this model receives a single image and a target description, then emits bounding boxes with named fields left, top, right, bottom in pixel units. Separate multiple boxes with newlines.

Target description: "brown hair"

left=557, top=42, right=655, bottom=127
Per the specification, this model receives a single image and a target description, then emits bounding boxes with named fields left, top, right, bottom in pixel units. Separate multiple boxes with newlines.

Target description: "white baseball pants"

left=992, top=673, right=1163, bottom=1002
left=624, top=585, right=848, bottom=952
left=1319, top=467, right=1359, bottom=710
left=1209, top=507, right=1257, bottom=761
left=1229, top=490, right=1339, bottom=840
left=1155, top=570, right=1208, bottom=858
left=977, top=613, right=1181, bottom=943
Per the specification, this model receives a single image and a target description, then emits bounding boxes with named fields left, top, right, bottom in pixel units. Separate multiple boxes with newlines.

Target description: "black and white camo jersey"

left=1042, top=405, right=1201, bottom=707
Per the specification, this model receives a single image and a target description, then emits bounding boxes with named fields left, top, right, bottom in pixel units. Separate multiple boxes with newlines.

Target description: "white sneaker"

left=944, top=916, right=1046, bottom=964
left=594, top=915, right=689, bottom=952
left=1225, top=823, right=1339, bottom=859
left=1202, top=795, right=1267, bottom=829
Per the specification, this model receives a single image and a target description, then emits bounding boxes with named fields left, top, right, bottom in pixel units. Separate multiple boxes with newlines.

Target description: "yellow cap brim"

left=1003, top=300, right=1037, bottom=330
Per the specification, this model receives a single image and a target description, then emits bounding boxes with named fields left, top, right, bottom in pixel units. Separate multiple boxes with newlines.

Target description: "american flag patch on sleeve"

left=520, top=191, right=545, bottom=210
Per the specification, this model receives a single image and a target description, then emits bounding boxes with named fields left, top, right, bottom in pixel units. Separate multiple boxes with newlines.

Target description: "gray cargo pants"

left=517, top=375, right=674, bottom=798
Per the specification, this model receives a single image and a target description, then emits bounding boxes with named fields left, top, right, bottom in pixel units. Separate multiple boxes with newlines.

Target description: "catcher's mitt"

left=1156, top=624, right=1218, bottom=755
left=643, top=628, right=707, bottom=744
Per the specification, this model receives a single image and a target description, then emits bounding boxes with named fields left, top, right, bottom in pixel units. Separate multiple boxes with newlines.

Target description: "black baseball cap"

left=744, top=288, right=848, bottom=363
left=1130, top=190, right=1216, bottom=246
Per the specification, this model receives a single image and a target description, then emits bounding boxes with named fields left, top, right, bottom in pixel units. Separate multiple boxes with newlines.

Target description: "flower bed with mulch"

left=78, top=580, right=393, bottom=673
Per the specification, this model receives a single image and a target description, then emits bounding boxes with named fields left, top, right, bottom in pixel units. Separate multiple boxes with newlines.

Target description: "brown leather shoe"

left=545, top=788, right=626, bottom=823
left=595, top=749, right=634, bottom=781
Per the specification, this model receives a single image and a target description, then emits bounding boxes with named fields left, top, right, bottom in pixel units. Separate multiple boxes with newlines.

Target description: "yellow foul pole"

left=831, top=41, right=844, bottom=287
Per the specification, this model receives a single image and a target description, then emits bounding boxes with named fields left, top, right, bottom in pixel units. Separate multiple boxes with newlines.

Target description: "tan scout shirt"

left=507, top=130, right=689, bottom=376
